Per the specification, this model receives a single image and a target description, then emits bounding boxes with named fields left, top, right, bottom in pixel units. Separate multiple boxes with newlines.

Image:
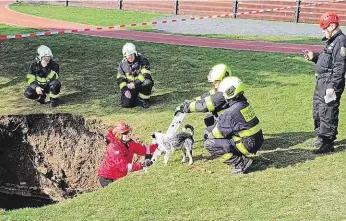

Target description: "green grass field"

left=1, top=27, right=346, bottom=220
left=9, top=2, right=164, bottom=27
left=0, top=24, right=40, bottom=35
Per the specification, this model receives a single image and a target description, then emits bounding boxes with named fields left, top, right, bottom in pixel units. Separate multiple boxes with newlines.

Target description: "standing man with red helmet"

left=303, top=12, right=346, bottom=154
left=98, top=121, right=157, bottom=187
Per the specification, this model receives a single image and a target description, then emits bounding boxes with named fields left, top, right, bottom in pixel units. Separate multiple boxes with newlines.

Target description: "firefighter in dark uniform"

left=117, top=43, right=154, bottom=108
left=203, top=77, right=264, bottom=175
left=24, top=45, right=61, bottom=108
left=175, top=64, right=231, bottom=127
left=303, top=12, right=346, bottom=154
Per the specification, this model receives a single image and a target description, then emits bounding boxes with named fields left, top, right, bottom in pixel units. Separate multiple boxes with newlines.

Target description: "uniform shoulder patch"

left=340, top=46, right=346, bottom=57
left=240, top=105, right=256, bottom=122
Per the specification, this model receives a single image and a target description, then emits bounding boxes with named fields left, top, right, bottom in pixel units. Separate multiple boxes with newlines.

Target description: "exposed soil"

left=0, top=113, right=109, bottom=209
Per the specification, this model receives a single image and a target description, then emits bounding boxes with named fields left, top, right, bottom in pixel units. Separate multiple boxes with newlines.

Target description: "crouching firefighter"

left=117, top=43, right=154, bottom=108
left=24, top=45, right=61, bottom=107
left=203, top=77, right=264, bottom=175
left=98, top=121, right=158, bottom=187
left=175, top=64, right=231, bottom=127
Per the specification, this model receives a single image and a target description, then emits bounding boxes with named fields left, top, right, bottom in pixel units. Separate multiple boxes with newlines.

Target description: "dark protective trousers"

left=313, top=74, right=345, bottom=142
left=204, top=138, right=244, bottom=165
left=24, top=80, right=61, bottom=100
left=98, top=176, right=116, bottom=188
left=120, top=80, right=153, bottom=108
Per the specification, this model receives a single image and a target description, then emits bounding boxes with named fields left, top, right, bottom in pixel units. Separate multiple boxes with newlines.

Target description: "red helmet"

left=319, top=12, right=340, bottom=29
left=111, top=121, right=131, bottom=137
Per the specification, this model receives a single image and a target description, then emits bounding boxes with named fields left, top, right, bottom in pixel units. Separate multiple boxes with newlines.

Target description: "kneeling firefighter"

left=116, top=43, right=154, bottom=108
left=24, top=45, right=61, bottom=107
left=203, top=76, right=264, bottom=175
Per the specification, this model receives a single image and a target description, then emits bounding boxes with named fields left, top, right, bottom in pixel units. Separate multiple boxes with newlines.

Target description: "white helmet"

left=217, top=76, right=246, bottom=100
left=37, top=45, right=53, bottom=61
left=122, top=43, right=137, bottom=58
left=207, top=64, right=231, bottom=83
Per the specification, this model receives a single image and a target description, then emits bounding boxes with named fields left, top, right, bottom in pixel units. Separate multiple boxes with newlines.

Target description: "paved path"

left=154, top=15, right=327, bottom=37
left=0, top=1, right=323, bottom=54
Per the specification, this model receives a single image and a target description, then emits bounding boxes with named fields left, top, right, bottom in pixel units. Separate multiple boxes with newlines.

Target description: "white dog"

left=151, top=125, right=194, bottom=165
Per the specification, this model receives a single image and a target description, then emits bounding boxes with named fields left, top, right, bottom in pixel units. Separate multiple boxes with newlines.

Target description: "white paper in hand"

left=324, top=92, right=337, bottom=103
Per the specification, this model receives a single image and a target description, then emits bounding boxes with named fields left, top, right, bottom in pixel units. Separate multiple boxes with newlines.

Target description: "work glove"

left=145, top=154, right=152, bottom=160
left=174, top=102, right=189, bottom=116
left=141, top=159, right=153, bottom=168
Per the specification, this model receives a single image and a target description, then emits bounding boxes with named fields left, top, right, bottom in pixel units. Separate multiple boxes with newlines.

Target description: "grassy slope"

left=0, top=24, right=40, bottom=35
left=1, top=33, right=346, bottom=220
left=9, top=2, right=164, bottom=27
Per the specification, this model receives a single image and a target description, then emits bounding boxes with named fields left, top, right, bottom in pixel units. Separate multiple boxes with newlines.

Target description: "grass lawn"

left=1, top=29, right=346, bottom=220
left=9, top=2, right=165, bottom=27
left=0, top=24, right=40, bottom=35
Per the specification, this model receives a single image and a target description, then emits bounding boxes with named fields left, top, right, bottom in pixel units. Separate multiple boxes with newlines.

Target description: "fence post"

left=118, top=0, right=123, bottom=10
left=174, top=0, right=179, bottom=15
left=66, top=0, right=69, bottom=7
left=233, top=0, right=238, bottom=18
left=294, top=0, right=301, bottom=23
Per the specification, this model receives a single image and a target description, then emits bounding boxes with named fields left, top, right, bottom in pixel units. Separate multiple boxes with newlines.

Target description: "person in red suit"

left=98, top=121, right=157, bottom=187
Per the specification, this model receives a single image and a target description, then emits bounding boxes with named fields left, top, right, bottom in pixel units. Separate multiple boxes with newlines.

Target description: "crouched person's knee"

left=49, top=80, right=61, bottom=95
left=204, top=138, right=215, bottom=151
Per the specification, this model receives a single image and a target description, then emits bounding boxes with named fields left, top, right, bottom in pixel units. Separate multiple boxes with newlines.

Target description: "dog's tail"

left=183, top=124, right=194, bottom=136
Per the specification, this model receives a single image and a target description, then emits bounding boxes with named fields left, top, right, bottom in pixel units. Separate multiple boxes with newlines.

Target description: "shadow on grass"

left=192, top=131, right=346, bottom=172
left=262, top=131, right=316, bottom=150
left=250, top=149, right=316, bottom=172
left=250, top=138, right=346, bottom=173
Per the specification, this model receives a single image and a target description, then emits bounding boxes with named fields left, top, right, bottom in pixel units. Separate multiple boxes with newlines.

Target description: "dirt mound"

left=0, top=113, right=109, bottom=208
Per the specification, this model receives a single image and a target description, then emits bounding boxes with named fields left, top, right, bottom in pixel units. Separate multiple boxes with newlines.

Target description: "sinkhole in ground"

left=0, top=113, right=108, bottom=210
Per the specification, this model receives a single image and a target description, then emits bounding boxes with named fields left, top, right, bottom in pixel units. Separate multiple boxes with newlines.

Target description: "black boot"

left=37, top=94, right=47, bottom=104
left=50, top=98, right=59, bottom=108
left=231, top=157, right=253, bottom=175
left=136, top=97, right=149, bottom=109
left=313, top=143, right=334, bottom=154
left=310, top=137, right=323, bottom=148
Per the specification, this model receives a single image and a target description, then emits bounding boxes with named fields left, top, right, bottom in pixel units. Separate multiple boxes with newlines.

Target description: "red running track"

left=1, top=1, right=323, bottom=54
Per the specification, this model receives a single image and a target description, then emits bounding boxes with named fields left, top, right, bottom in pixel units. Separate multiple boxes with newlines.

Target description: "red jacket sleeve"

left=109, top=144, right=145, bottom=174
left=129, top=141, right=158, bottom=156
left=131, top=162, right=143, bottom=172
left=129, top=144, right=158, bottom=172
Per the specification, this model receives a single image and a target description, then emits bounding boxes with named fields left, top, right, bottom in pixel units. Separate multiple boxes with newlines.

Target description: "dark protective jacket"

left=185, top=88, right=228, bottom=116
left=312, top=30, right=346, bottom=91
left=26, top=61, right=59, bottom=89
left=210, top=96, right=263, bottom=154
left=116, top=54, right=154, bottom=92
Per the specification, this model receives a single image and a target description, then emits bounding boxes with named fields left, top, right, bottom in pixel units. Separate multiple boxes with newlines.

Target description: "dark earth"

left=0, top=113, right=109, bottom=210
